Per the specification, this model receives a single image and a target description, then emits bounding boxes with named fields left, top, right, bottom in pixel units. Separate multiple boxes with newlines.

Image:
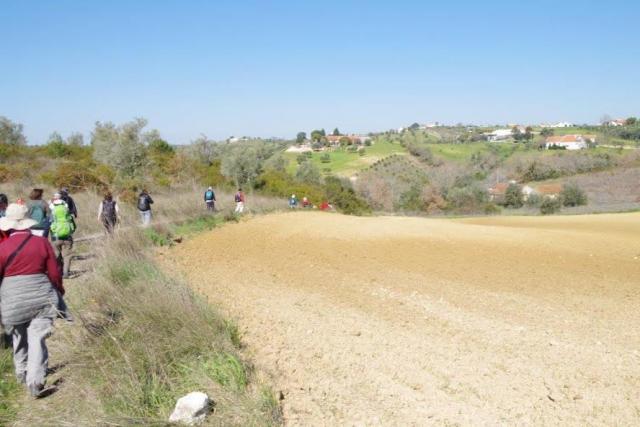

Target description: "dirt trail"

left=162, top=212, right=640, bottom=426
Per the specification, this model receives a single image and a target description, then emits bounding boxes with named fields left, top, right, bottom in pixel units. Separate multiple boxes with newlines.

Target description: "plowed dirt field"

left=161, top=211, right=640, bottom=426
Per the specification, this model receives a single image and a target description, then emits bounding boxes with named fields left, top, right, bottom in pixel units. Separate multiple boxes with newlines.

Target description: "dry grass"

left=1, top=186, right=284, bottom=426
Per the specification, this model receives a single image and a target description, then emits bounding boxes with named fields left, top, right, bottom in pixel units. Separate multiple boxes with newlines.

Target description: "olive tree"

left=91, top=118, right=151, bottom=178
left=0, top=116, right=27, bottom=145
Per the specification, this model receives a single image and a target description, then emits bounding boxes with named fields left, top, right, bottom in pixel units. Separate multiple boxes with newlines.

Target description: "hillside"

left=166, top=211, right=640, bottom=426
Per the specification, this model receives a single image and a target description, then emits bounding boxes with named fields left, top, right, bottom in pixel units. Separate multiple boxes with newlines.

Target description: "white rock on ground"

left=169, top=392, right=211, bottom=425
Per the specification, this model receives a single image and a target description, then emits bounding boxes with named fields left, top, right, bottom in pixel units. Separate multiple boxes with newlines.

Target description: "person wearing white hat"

left=0, top=203, right=67, bottom=397
left=288, top=194, right=298, bottom=209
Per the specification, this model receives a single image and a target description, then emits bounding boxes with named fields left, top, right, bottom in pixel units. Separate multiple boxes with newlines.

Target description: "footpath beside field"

left=165, top=211, right=640, bottom=426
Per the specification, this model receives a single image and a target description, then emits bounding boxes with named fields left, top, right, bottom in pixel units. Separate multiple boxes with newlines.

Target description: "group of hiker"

left=288, top=194, right=333, bottom=211
left=204, top=187, right=246, bottom=214
left=0, top=188, right=77, bottom=398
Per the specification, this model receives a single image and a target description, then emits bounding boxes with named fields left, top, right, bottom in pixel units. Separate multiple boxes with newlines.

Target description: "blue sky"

left=1, top=0, right=638, bottom=144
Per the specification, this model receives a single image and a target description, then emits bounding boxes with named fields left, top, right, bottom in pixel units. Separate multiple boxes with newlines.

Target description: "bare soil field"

left=161, top=211, right=640, bottom=426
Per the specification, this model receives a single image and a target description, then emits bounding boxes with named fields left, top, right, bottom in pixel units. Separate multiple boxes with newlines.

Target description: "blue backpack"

left=205, top=190, right=214, bottom=201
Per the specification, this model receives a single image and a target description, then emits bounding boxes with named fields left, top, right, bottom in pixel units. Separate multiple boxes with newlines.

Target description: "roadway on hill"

left=163, top=211, right=640, bottom=426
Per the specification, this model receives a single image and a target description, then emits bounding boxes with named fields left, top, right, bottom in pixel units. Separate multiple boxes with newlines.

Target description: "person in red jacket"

left=0, top=203, right=67, bottom=398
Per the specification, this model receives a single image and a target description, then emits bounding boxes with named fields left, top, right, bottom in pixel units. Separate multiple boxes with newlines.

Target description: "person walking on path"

left=27, top=189, right=51, bottom=238
left=59, top=187, right=78, bottom=219
left=137, top=189, right=154, bottom=227
left=289, top=194, right=298, bottom=209
left=0, top=203, right=68, bottom=397
left=98, top=192, right=119, bottom=234
left=234, top=189, right=245, bottom=214
left=204, top=186, right=216, bottom=211
left=49, top=193, right=75, bottom=279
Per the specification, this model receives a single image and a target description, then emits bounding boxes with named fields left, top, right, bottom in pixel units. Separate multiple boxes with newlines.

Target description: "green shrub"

left=503, top=183, right=523, bottom=208
left=396, top=185, right=424, bottom=212
left=560, top=183, right=588, bottom=207
left=540, top=197, right=562, bottom=215
left=525, top=193, right=542, bottom=207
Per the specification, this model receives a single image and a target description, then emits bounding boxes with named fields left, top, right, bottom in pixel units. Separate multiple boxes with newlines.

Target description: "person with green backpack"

left=27, top=189, right=51, bottom=238
left=49, top=193, right=76, bottom=279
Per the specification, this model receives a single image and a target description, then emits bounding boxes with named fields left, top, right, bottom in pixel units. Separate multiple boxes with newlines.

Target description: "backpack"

left=27, top=201, right=47, bottom=228
left=137, top=195, right=150, bottom=211
left=50, top=203, right=75, bottom=239
left=205, top=190, right=214, bottom=201
left=102, top=200, right=117, bottom=222
left=235, top=193, right=242, bottom=203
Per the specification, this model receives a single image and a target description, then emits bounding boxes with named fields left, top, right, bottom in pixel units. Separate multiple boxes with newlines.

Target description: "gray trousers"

left=140, top=210, right=152, bottom=226
left=10, top=317, right=53, bottom=386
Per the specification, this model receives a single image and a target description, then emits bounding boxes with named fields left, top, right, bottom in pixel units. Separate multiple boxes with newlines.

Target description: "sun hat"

left=0, top=203, right=38, bottom=231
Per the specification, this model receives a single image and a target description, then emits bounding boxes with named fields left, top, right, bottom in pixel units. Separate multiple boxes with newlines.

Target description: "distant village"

left=278, top=118, right=634, bottom=154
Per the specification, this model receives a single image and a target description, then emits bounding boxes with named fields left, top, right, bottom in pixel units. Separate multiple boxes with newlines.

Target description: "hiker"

left=0, top=194, right=9, bottom=244
left=0, top=193, right=8, bottom=217
left=137, top=189, right=154, bottom=226
left=289, top=194, right=298, bottom=209
left=27, top=189, right=51, bottom=238
left=204, top=186, right=216, bottom=211
left=319, top=200, right=332, bottom=211
left=50, top=193, right=76, bottom=279
left=98, top=192, right=119, bottom=234
left=59, top=187, right=78, bottom=218
left=302, top=196, right=311, bottom=208
left=0, top=203, right=68, bottom=397
left=234, top=188, right=245, bottom=214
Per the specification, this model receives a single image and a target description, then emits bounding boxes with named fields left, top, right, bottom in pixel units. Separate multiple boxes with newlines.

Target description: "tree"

left=67, top=132, right=84, bottom=146
left=524, top=126, right=534, bottom=142
left=503, top=183, right=524, bottom=208
left=600, top=114, right=612, bottom=125
left=220, top=140, right=274, bottom=186
left=295, top=160, right=321, bottom=185
left=332, top=128, right=341, bottom=136
left=45, top=132, right=70, bottom=158
left=408, top=123, right=420, bottom=131
left=91, top=118, right=149, bottom=179
left=512, top=126, right=524, bottom=142
left=189, top=135, right=218, bottom=166
left=540, top=128, right=554, bottom=137
left=296, top=132, right=306, bottom=144
left=560, top=183, right=587, bottom=207
left=0, top=116, right=27, bottom=145
left=625, top=117, right=637, bottom=126
left=310, top=129, right=326, bottom=142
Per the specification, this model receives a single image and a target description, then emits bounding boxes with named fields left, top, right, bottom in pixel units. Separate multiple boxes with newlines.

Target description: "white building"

left=487, top=129, right=515, bottom=142
left=544, top=135, right=588, bottom=150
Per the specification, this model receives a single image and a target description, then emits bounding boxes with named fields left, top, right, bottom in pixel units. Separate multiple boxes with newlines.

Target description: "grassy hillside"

left=284, top=139, right=407, bottom=177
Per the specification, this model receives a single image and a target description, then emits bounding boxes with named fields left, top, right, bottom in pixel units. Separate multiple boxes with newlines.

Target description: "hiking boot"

left=28, top=383, right=44, bottom=398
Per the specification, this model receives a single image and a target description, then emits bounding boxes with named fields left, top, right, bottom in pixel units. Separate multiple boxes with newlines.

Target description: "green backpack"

left=50, top=203, right=75, bottom=239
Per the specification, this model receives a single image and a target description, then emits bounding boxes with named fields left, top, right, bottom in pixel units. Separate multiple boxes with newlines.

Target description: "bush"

left=324, top=175, right=371, bottom=215
left=525, top=193, right=542, bottom=207
left=320, top=153, right=331, bottom=163
left=396, top=185, right=424, bottom=212
left=560, top=183, right=588, bottom=207
left=540, top=197, right=562, bottom=215
left=503, top=183, right=523, bottom=208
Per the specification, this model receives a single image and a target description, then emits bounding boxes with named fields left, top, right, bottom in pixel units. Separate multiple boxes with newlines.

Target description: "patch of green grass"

left=425, top=142, right=524, bottom=162
left=284, top=140, right=407, bottom=177
left=204, top=353, right=248, bottom=392
left=0, top=347, right=19, bottom=423
left=172, top=214, right=224, bottom=236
